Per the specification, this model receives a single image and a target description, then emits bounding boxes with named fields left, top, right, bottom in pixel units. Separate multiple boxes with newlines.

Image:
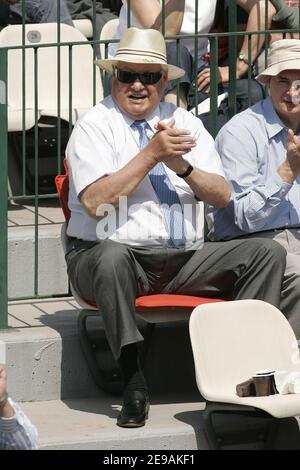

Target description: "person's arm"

left=127, top=0, right=184, bottom=36
left=215, top=122, right=293, bottom=233
left=0, top=365, right=38, bottom=450
left=235, top=0, right=276, bottom=79
left=80, top=120, right=196, bottom=218
left=278, top=129, right=300, bottom=184
left=0, top=365, right=15, bottom=419
left=198, top=0, right=276, bottom=91
left=270, top=0, right=299, bottom=29
left=176, top=165, right=230, bottom=208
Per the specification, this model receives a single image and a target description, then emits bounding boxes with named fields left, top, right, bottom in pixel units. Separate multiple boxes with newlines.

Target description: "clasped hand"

left=286, top=128, right=300, bottom=176
left=146, top=118, right=196, bottom=172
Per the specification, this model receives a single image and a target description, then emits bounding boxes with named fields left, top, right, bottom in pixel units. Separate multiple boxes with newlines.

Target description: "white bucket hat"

left=95, top=27, right=185, bottom=81
left=257, top=39, right=300, bottom=84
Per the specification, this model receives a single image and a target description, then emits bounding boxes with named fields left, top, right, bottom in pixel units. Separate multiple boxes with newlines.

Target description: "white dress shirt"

left=66, top=96, right=225, bottom=247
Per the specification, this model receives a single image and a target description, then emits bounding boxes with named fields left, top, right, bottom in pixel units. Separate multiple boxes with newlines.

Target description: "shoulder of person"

left=217, top=99, right=265, bottom=137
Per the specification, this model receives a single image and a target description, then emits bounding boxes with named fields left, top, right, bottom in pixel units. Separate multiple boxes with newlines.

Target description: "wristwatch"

left=238, top=53, right=248, bottom=65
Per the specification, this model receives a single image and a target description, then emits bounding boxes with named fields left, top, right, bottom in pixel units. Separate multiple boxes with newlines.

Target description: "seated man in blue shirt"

left=206, top=39, right=300, bottom=339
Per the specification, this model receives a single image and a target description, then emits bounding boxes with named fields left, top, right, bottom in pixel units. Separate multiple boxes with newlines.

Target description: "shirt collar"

left=111, top=97, right=161, bottom=134
left=262, top=96, right=287, bottom=139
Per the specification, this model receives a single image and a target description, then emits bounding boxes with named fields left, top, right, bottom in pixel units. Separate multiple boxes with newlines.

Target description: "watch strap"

left=238, top=53, right=248, bottom=64
left=176, top=164, right=194, bottom=178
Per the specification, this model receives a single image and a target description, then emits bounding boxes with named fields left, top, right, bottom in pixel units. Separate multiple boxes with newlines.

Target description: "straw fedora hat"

left=257, top=39, right=300, bottom=84
left=95, top=27, right=185, bottom=81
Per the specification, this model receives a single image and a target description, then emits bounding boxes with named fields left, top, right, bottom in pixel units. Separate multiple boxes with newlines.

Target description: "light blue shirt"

left=0, top=398, right=38, bottom=450
left=206, top=96, right=300, bottom=240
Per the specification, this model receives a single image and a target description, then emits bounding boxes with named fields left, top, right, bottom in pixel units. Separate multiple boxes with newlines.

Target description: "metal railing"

left=0, top=0, right=299, bottom=328
left=0, top=46, right=8, bottom=329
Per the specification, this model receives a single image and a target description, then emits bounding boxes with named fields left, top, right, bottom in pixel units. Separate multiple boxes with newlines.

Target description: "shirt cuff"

left=0, top=416, right=19, bottom=432
left=264, top=172, right=292, bottom=199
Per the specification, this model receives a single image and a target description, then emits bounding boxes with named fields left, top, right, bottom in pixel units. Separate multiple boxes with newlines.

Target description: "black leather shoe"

left=117, top=390, right=150, bottom=428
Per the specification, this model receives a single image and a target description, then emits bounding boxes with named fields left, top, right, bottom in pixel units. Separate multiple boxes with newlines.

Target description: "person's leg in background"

left=164, top=41, right=193, bottom=109
left=231, top=78, right=265, bottom=111
left=9, top=0, right=73, bottom=26
left=188, top=74, right=265, bottom=135
left=0, top=1, right=9, bottom=27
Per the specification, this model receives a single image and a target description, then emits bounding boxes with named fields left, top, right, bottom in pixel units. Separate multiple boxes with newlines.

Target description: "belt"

left=236, top=227, right=298, bottom=240
left=262, top=226, right=299, bottom=233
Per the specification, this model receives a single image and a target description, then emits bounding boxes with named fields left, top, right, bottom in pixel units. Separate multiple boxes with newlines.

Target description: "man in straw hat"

left=207, top=39, right=300, bottom=340
left=65, top=28, right=288, bottom=428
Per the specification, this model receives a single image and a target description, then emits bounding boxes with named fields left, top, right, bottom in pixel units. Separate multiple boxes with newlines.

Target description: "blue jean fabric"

left=9, top=0, right=73, bottom=25
left=165, top=41, right=265, bottom=134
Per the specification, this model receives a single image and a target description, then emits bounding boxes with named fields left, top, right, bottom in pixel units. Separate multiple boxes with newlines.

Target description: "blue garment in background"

left=10, top=0, right=73, bottom=26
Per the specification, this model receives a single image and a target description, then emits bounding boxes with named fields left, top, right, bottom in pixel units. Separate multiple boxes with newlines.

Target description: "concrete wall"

left=8, top=224, right=68, bottom=298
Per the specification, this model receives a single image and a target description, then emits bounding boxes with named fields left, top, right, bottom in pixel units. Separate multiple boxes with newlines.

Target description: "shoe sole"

left=117, top=406, right=150, bottom=428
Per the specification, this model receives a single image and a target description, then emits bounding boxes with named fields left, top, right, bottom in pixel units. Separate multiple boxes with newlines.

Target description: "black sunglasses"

left=114, top=68, right=163, bottom=85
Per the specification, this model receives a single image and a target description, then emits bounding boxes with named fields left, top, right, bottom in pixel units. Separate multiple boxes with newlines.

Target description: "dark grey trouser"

left=66, top=238, right=287, bottom=359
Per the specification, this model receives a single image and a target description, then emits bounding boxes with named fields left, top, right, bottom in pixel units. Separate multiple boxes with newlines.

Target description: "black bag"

left=9, top=117, right=70, bottom=196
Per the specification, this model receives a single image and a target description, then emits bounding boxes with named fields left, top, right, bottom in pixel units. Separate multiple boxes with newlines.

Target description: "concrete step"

left=8, top=202, right=68, bottom=298
left=2, top=298, right=101, bottom=401
left=3, top=299, right=300, bottom=450
left=20, top=396, right=300, bottom=450
left=21, top=396, right=207, bottom=450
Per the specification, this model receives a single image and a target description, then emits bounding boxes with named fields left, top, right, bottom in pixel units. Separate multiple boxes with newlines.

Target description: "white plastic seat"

left=189, top=299, right=300, bottom=419
left=0, top=22, right=103, bottom=132
left=189, top=91, right=228, bottom=117
left=99, top=18, right=119, bottom=59
left=73, top=19, right=93, bottom=39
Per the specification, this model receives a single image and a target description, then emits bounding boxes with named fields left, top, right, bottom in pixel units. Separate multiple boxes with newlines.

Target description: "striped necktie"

left=132, top=119, right=185, bottom=247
